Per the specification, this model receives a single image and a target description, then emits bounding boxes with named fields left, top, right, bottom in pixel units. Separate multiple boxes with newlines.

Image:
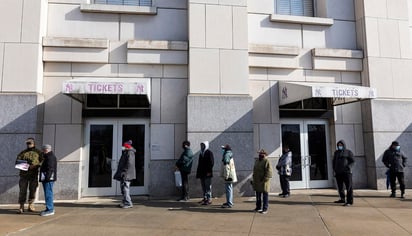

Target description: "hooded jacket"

left=221, top=149, right=237, bottom=183
left=176, top=146, right=194, bottom=174
left=114, top=147, right=136, bottom=181
left=382, top=146, right=407, bottom=173
left=333, top=140, right=355, bottom=175
left=196, top=141, right=214, bottom=178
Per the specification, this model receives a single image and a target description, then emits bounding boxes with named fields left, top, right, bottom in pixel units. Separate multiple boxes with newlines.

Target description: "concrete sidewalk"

left=1, top=189, right=411, bottom=236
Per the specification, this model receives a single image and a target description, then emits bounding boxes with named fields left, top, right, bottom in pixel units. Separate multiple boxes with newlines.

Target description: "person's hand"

left=174, top=166, right=179, bottom=171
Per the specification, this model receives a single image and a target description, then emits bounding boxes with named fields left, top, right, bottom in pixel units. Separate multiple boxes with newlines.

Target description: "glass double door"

left=281, top=120, right=333, bottom=189
left=82, top=119, right=149, bottom=197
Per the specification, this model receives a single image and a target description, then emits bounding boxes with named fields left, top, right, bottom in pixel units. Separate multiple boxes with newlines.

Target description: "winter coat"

left=221, top=150, right=237, bottom=183
left=276, top=151, right=292, bottom=176
left=333, top=140, right=354, bottom=175
left=382, top=148, right=407, bottom=173
left=114, top=148, right=136, bottom=181
left=196, top=141, right=214, bottom=178
left=252, top=157, right=273, bottom=193
left=16, top=147, right=44, bottom=178
left=176, top=147, right=194, bottom=174
left=39, top=151, right=57, bottom=182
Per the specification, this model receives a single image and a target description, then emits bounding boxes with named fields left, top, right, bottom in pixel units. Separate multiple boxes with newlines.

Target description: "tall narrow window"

left=276, top=0, right=314, bottom=17
left=94, top=0, right=152, bottom=6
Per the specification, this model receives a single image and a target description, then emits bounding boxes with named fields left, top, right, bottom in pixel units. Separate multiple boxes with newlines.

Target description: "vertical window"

left=94, top=0, right=152, bottom=6
left=276, top=0, right=314, bottom=17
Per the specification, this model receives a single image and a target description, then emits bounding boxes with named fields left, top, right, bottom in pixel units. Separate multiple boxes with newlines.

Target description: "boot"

left=17, top=203, right=24, bottom=214
left=28, top=203, right=35, bottom=212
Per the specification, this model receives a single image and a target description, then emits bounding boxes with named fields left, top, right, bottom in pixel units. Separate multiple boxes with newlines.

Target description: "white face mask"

left=121, top=146, right=126, bottom=151
left=337, top=146, right=344, bottom=151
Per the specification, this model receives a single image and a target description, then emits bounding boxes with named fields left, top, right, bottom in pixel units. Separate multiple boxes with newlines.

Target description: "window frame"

left=275, top=0, right=315, bottom=17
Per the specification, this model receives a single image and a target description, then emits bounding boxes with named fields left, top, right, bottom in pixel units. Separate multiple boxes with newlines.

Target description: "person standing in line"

left=196, top=141, right=214, bottom=205
left=114, top=140, right=136, bottom=208
left=39, top=144, right=57, bottom=216
left=382, top=141, right=407, bottom=198
left=252, top=149, right=273, bottom=214
left=276, top=144, right=292, bottom=198
left=15, top=138, right=44, bottom=214
left=175, top=141, right=194, bottom=202
left=333, top=140, right=355, bottom=206
left=221, top=144, right=237, bottom=208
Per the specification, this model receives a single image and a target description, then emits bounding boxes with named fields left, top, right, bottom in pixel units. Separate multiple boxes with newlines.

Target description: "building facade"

left=0, top=0, right=411, bottom=202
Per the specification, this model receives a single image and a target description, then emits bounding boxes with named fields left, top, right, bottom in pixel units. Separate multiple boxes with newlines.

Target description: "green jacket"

left=176, top=147, right=194, bottom=173
left=252, top=157, right=273, bottom=193
left=16, top=147, right=43, bottom=178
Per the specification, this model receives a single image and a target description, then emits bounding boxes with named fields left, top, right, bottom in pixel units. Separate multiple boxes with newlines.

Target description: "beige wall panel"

left=151, top=78, right=161, bottom=123
left=127, top=50, right=188, bottom=64
left=120, top=9, right=188, bottom=41
left=109, top=41, right=127, bottom=64
left=55, top=124, right=82, bottom=162
left=233, top=6, right=248, bottom=50
left=387, top=0, right=409, bottom=20
left=398, top=21, right=412, bottom=59
left=305, top=70, right=341, bottom=83
left=72, top=63, right=119, bottom=77
left=43, top=77, right=72, bottom=124
left=174, top=124, right=186, bottom=159
left=363, top=0, right=387, bottom=18
left=71, top=100, right=82, bottom=124
left=0, top=0, right=23, bottom=42
left=247, top=0, right=274, bottom=14
left=378, top=19, right=401, bottom=58
left=249, top=67, right=268, bottom=80
left=364, top=18, right=380, bottom=57
left=342, top=102, right=362, bottom=124
left=302, top=25, right=326, bottom=49
left=163, top=65, right=188, bottom=78
left=325, top=0, right=355, bottom=21
left=21, top=0, right=46, bottom=43
left=43, top=125, right=56, bottom=152
left=47, top=4, right=119, bottom=40
left=118, top=64, right=162, bottom=77
left=334, top=105, right=343, bottom=124
left=325, top=21, right=357, bottom=49
left=368, top=57, right=394, bottom=98
left=190, top=0, right=218, bottom=4
left=334, top=124, right=355, bottom=153
left=354, top=124, right=365, bottom=156
left=3, top=44, right=41, bottom=92
left=161, top=79, right=187, bottom=123
left=391, top=59, right=412, bottom=98
left=220, top=50, right=249, bottom=94
left=205, top=5, right=232, bottom=49
left=219, top=0, right=247, bottom=6
left=250, top=80, right=271, bottom=123
left=312, top=57, right=362, bottom=71
left=249, top=54, right=298, bottom=69
left=253, top=124, right=260, bottom=155
left=248, top=14, right=301, bottom=46
left=341, top=72, right=361, bottom=84
left=0, top=43, right=3, bottom=91
left=43, top=47, right=109, bottom=63
left=298, top=49, right=313, bottom=69
left=150, top=124, right=175, bottom=160
left=189, top=3, right=206, bottom=48
left=259, top=123, right=281, bottom=157
left=44, top=63, right=72, bottom=77
left=49, top=0, right=87, bottom=3
left=269, top=81, right=280, bottom=123
left=189, top=48, right=220, bottom=93
left=267, top=68, right=305, bottom=82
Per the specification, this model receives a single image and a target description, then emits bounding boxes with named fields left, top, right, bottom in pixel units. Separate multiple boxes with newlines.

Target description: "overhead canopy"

left=279, top=82, right=377, bottom=106
left=62, top=77, right=151, bottom=103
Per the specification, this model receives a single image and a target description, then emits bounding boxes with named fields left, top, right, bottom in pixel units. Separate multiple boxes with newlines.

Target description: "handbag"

left=174, top=171, right=182, bottom=187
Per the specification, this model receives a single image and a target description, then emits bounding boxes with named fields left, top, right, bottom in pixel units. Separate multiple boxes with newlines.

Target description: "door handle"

left=307, top=156, right=311, bottom=166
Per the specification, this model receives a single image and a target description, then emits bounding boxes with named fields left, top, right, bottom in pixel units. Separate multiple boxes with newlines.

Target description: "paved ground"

left=1, top=189, right=411, bottom=236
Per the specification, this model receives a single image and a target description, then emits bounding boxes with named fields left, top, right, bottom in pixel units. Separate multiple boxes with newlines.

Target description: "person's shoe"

left=17, top=204, right=24, bottom=214
left=401, top=193, right=405, bottom=199
left=343, top=203, right=352, bottom=207
left=201, top=200, right=211, bottom=205
left=121, top=205, right=133, bottom=209
left=278, top=193, right=285, bottom=196
left=178, top=198, right=189, bottom=202
left=221, top=203, right=233, bottom=208
left=261, top=209, right=268, bottom=214
left=282, top=194, right=290, bottom=198
left=334, top=199, right=345, bottom=203
left=390, top=193, right=396, bottom=198
left=40, top=210, right=55, bottom=216
left=253, top=208, right=261, bottom=212
left=198, top=198, right=207, bottom=204
left=28, top=203, right=35, bottom=212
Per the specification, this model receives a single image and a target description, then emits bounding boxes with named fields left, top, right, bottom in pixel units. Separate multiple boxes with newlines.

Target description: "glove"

left=121, top=173, right=126, bottom=180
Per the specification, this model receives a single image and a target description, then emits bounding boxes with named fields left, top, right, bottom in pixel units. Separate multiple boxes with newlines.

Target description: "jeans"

left=42, top=182, right=54, bottom=212
left=256, top=191, right=268, bottom=211
left=335, top=173, right=353, bottom=204
left=389, top=171, right=405, bottom=194
left=224, top=183, right=233, bottom=206
left=19, top=176, right=38, bottom=204
left=180, top=171, right=189, bottom=199
left=279, top=175, right=290, bottom=195
left=121, top=180, right=132, bottom=206
left=200, top=177, right=212, bottom=201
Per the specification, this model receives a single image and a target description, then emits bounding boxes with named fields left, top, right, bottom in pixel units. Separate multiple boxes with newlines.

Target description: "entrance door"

left=280, top=120, right=332, bottom=189
left=82, top=119, right=149, bottom=197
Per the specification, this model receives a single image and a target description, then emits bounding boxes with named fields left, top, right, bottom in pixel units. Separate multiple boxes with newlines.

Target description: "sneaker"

left=221, top=203, right=233, bottom=208
left=253, top=208, right=261, bottom=212
left=261, top=209, right=268, bottom=214
left=401, top=193, right=405, bottom=199
left=118, top=203, right=125, bottom=208
left=282, top=194, right=290, bottom=198
left=343, top=203, right=352, bottom=207
left=334, top=199, right=345, bottom=203
left=40, top=210, right=55, bottom=216
left=390, top=193, right=396, bottom=198
left=201, top=200, right=211, bottom=205
left=198, top=199, right=207, bottom=204
left=121, top=205, right=133, bottom=209
left=28, top=204, right=36, bottom=212
left=278, top=193, right=285, bottom=196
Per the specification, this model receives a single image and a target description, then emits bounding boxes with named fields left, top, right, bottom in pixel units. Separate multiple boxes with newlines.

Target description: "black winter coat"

left=196, top=149, right=214, bottom=178
left=382, top=148, right=407, bottom=173
left=39, top=151, right=57, bottom=182
left=333, top=140, right=354, bottom=175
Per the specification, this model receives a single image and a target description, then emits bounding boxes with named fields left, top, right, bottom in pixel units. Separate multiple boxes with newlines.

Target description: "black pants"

left=256, top=191, right=269, bottom=211
left=390, top=171, right=405, bottom=194
left=180, top=171, right=189, bottom=199
left=279, top=175, right=290, bottom=195
left=335, top=173, right=353, bottom=204
left=19, top=176, right=38, bottom=204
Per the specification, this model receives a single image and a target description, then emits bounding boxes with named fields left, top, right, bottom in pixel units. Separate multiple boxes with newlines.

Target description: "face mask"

left=121, top=146, right=125, bottom=151
left=337, top=146, right=344, bottom=151
left=395, top=146, right=401, bottom=152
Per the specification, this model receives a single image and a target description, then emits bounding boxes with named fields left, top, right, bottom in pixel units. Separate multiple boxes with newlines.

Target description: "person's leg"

left=181, top=172, right=189, bottom=200
left=335, top=175, right=345, bottom=201
left=389, top=171, right=397, bottom=197
left=397, top=172, right=405, bottom=197
left=123, top=180, right=132, bottom=207
left=28, top=177, right=39, bottom=211
left=279, top=175, right=286, bottom=195
left=204, top=177, right=212, bottom=202
left=200, top=178, right=206, bottom=200
left=262, top=192, right=269, bottom=211
left=255, top=191, right=262, bottom=210
left=227, top=183, right=233, bottom=206
left=344, top=173, right=353, bottom=205
left=285, top=176, right=290, bottom=195
left=18, top=177, right=29, bottom=205
left=43, top=182, right=54, bottom=212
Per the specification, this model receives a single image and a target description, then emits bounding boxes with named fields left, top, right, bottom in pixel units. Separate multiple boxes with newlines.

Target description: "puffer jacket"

left=382, top=147, right=407, bottom=173
left=333, top=140, right=355, bottom=175
left=221, top=150, right=237, bottom=183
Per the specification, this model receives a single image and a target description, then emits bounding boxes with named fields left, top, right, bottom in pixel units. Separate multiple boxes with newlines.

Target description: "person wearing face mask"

left=276, top=144, right=292, bottom=198
left=382, top=141, right=407, bottom=198
left=252, top=149, right=273, bottom=214
left=333, top=140, right=355, bottom=206
left=15, top=138, right=44, bottom=214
